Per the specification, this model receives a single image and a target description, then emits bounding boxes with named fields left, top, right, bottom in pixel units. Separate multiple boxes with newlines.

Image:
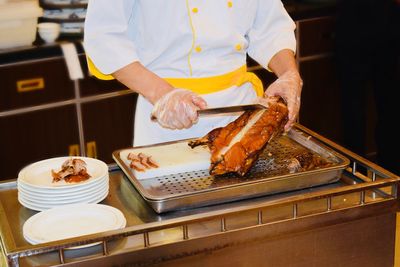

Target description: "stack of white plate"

left=23, top=203, right=126, bottom=247
left=17, top=157, right=109, bottom=211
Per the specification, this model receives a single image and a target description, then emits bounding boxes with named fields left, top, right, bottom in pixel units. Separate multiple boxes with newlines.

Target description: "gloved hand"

left=151, top=88, right=207, bottom=129
left=264, top=70, right=303, bottom=132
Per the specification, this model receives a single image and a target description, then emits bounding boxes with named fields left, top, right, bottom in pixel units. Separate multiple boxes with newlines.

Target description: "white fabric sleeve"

left=83, top=0, right=138, bottom=75
left=247, top=0, right=296, bottom=70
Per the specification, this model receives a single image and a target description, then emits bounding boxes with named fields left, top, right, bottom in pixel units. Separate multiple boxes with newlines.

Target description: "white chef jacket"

left=84, top=0, right=296, bottom=146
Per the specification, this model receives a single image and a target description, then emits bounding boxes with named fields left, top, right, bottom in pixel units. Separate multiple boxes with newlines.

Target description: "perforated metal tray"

left=113, top=125, right=350, bottom=213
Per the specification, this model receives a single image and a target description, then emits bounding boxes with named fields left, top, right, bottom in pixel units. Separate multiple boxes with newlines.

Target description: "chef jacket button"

left=228, top=1, right=233, bottom=8
left=192, top=7, right=198, bottom=13
left=235, top=44, right=242, bottom=51
left=195, top=46, right=202, bottom=52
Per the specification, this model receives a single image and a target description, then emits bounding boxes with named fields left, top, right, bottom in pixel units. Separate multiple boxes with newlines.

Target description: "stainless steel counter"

left=1, top=126, right=399, bottom=267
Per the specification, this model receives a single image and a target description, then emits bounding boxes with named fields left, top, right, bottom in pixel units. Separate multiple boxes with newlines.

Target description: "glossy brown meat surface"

left=189, top=101, right=289, bottom=176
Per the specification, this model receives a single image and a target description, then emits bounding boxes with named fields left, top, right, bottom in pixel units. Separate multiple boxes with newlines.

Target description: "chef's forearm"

left=113, top=62, right=174, bottom=104
left=268, top=49, right=298, bottom=77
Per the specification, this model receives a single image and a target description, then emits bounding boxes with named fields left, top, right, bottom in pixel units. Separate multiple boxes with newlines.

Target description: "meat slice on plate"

left=189, top=98, right=288, bottom=176
left=51, top=158, right=91, bottom=183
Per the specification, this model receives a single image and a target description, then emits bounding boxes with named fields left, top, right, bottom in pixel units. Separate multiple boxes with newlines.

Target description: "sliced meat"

left=189, top=99, right=288, bottom=176
left=52, top=158, right=91, bottom=183
left=127, top=152, right=159, bottom=172
left=127, top=152, right=140, bottom=162
left=130, top=161, right=147, bottom=172
left=287, top=151, right=333, bottom=173
left=146, top=156, right=159, bottom=168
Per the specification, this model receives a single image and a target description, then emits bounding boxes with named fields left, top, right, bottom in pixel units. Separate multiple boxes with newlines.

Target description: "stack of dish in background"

left=17, top=156, right=109, bottom=211
left=39, top=0, right=87, bottom=37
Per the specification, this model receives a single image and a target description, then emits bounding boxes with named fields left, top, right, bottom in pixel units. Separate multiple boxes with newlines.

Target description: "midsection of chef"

left=84, top=0, right=296, bottom=146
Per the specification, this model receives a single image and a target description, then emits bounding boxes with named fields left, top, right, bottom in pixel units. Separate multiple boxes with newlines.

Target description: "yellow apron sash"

left=87, top=57, right=264, bottom=96
left=165, top=65, right=264, bottom=96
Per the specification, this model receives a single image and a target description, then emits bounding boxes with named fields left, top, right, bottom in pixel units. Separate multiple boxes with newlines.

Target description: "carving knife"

left=198, top=104, right=266, bottom=116
left=151, top=104, right=266, bottom=121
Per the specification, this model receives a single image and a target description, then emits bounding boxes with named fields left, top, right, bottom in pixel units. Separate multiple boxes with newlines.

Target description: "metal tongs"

left=151, top=104, right=266, bottom=121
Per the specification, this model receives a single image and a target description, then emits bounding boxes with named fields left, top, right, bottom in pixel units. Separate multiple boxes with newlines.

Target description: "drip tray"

left=113, top=126, right=350, bottom=213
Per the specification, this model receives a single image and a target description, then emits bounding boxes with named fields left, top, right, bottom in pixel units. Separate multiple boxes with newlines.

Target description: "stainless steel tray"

left=113, top=124, right=350, bottom=213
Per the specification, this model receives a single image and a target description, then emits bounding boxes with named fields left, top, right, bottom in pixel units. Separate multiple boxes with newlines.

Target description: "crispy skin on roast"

left=189, top=101, right=289, bottom=176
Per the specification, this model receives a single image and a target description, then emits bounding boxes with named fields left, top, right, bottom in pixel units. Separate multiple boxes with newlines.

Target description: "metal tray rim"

left=112, top=156, right=347, bottom=202
left=112, top=125, right=350, bottom=203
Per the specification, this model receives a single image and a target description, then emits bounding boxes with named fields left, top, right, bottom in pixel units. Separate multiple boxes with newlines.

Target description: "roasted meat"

left=287, top=151, right=333, bottom=173
left=189, top=100, right=288, bottom=176
left=127, top=152, right=159, bottom=172
left=51, top=158, right=91, bottom=183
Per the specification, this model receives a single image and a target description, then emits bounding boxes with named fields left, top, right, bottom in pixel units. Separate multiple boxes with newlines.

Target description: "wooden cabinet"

left=0, top=106, right=80, bottom=180
left=297, top=16, right=336, bottom=57
left=295, top=16, right=377, bottom=159
left=297, top=54, right=343, bottom=142
left=0, top=57, right=74, bottom=112
left=296, top=16, right=344, bottom=144
left=0, top=47, right=136, bottom=180
left=82, top=94, right=137, bottom=163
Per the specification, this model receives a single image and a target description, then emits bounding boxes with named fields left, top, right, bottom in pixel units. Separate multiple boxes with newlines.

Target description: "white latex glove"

left=151, top=88, right=207, bottom=129
left=264, top=70, right=303, bottom=132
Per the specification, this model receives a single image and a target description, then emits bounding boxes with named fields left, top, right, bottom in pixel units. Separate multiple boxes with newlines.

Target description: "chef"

left=84, top=0, right=303, bottom=146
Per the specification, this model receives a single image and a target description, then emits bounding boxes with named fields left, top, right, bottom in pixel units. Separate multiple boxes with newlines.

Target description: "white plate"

left=19, top=185, right=109, bottom=205
left=17, top=175, right=109, bottom=197
left=19, top=190, right=109, bottom=211
left=23, top=204, right=126, bottom=245
left=18, top=157, right=108, bottom=189
left=17, top=172, right=109, bottom=193
left=18, top=184, right=108, bottom=202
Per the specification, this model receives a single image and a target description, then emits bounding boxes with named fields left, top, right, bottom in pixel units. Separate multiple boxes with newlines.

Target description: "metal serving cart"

left=1, top=125, right=399, bottom=267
